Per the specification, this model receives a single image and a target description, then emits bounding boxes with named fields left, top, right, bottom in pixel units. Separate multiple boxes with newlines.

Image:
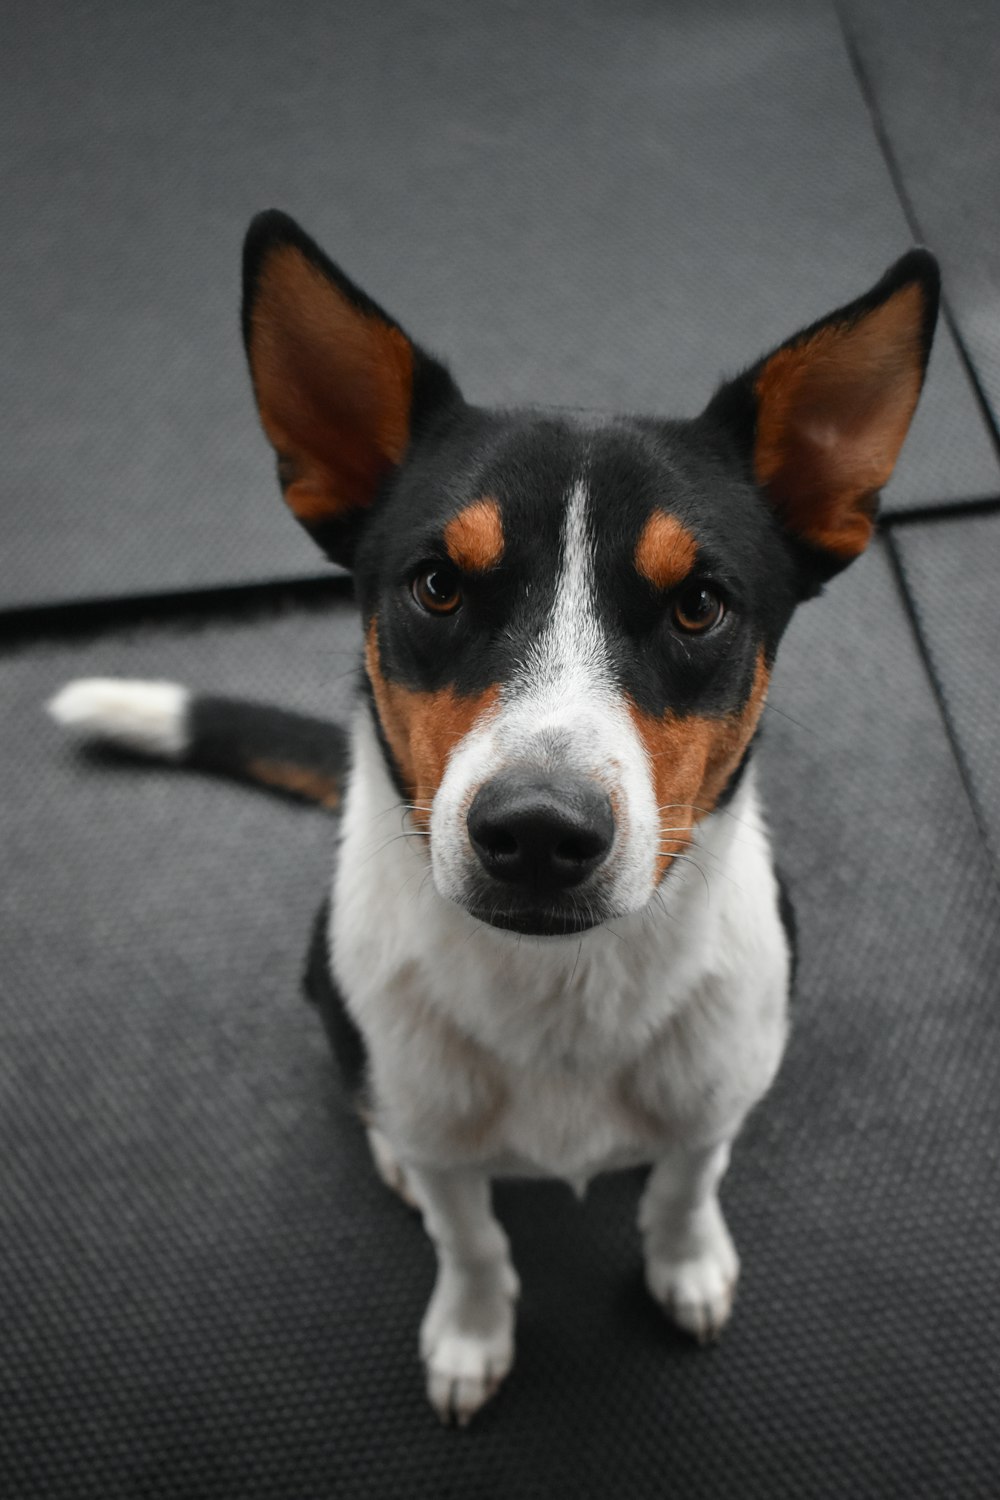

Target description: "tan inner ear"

left=754, top=282, right=926, bottom=559
left=248, top=245, right=414, bottom=528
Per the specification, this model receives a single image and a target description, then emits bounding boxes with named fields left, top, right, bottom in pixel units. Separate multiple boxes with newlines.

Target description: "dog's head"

left=242, top=211, right=938, bottom=936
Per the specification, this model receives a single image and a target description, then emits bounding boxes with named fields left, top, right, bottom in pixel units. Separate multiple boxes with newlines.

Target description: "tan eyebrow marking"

left=634, top=510, right=698, bottom=591
left=443, top=498, right=505, bottom=573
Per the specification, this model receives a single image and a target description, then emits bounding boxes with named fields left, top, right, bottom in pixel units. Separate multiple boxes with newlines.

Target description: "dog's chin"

left=455, top=885, right=610, bottom=937
left=467, top=905, right=602, bottom=937
left=435, top=864, right=621, bottom=937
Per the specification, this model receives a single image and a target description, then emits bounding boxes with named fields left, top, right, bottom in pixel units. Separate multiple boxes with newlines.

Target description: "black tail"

left=48, top=678, right=349, bottom=811
left=187, top=696, right=348, bottom=809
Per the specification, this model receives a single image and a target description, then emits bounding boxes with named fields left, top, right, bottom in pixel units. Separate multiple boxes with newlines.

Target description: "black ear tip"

left=884, top=246, right=941, bottom=307
left=243, top=210, right=306, bottom=278
left=241, top=211, right=319, bottom=348
left=870, top=247, right=940, bottom=361
left=898, top=245, right=939, bottom=288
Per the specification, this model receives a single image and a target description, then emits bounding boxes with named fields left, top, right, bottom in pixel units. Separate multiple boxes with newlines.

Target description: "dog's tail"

left=47, top=679, right=348, bottom=811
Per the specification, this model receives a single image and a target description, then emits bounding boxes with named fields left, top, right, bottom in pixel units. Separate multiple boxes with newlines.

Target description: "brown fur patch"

left=443, top=498, right=505, bottom=573
left=248, top=244, right=414, bottom=529
left=754, top=282, right=925, bottom=559
left=628, top=651, right=770, bottom=882
left=365, top=621, right=499, bottom=827
left=246, top=758, right=341, bottom=810
left=634, top=510, right=698, bottom=590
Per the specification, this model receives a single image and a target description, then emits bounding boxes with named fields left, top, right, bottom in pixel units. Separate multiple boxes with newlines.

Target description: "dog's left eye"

left=412, top=564, right=463, bottom=616
left=672, top=582, right=725, bottom=634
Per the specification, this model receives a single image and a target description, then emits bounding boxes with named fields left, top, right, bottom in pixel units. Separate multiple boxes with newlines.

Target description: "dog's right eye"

left=412, top=564, right=463, bottom=616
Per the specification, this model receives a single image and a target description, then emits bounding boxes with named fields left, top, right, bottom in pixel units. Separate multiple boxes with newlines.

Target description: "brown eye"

left=672, top=582, right=724, bottom=634
left=412, top=564, right=462, bottom=615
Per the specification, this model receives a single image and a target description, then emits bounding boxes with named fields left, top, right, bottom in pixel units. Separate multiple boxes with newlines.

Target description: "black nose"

left=467, top=772, right=614, bottom=890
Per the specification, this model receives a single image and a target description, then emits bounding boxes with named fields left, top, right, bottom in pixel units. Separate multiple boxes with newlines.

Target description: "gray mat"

left=4, top=542, right=999, bottom=1497
left=5, top=0, right=998, bottom=613
left=891, top=511, right=1000, bottom=879
left=840, top=0, right=1000, bottom=440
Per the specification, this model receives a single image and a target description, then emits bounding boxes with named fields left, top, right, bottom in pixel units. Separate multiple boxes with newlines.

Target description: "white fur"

left=330, top=474, right=791, bottom=1420
left=47, top=679, right=191, bottom=759
left=639, top=1142, right=740, bottom=1342
left=334, top=707, right=788, bottom=1179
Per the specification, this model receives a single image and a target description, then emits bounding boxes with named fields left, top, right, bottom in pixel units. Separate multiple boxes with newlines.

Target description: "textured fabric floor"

left=5, top=1, right=1000, bottom=1494
left=5, top=0, right=999, bottom=609
left=841, top=0, right=1000, bottom=439
left=892, top=512, right=1000, bottom=879
left=4, top=547, right=999, bottom=1498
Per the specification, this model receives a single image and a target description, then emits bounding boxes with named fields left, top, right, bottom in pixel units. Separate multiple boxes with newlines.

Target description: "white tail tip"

left=47, top=678, right=191, bottom=760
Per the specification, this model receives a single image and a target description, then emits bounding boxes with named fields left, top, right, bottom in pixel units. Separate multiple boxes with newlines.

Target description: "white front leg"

left=407, top=1164, right=520, bottom=1426
left=639, top=1140, right=739, bottom=1343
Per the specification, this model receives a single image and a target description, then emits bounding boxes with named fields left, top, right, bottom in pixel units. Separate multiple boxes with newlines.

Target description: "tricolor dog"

left=51, top=213, right=939, bottom=1425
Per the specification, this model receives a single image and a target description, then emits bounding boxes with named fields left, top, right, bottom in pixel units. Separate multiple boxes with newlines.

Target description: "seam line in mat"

left=835, top=0, right=1000, bottom=466
left=0, top=574, right=352, bottom=654
left=881, top=495, right=1000, bottom=529
left=885, top=531, right=1000, bottom=892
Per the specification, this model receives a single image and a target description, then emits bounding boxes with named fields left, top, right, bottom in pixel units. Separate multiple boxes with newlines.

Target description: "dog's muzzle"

left=464, top=769, right=614, bottom=935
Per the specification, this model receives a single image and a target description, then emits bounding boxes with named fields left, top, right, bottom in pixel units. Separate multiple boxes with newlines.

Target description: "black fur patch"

left=774, top=865, right=799, bottom=994
left=188, top=696, right=350, bottom=808
left=303, top=898, right=369, bottom=1110
left=356, top=408, right=800, bottom=742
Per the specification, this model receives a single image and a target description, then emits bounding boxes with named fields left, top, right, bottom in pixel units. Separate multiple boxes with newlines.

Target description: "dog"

left=50, top=212, right=939, bottom=1425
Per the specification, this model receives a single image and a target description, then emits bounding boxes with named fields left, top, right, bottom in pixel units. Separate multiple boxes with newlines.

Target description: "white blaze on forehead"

left=429, top=473, right=662, bottom=915
left=518, top=477, right=612, bottom=710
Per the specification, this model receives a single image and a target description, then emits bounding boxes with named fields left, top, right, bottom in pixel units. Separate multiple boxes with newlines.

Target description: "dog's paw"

left=644, top=1216, right=740, bottom=1344
left=420, top=1261, right=519, bottom=1426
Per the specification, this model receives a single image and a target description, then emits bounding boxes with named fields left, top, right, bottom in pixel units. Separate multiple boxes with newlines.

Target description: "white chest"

left=329, top=711, right=790, bottom=1181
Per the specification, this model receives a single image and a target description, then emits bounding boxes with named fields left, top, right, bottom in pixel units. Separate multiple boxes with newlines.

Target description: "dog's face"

left=354, top=412, right=792, bottom=935
left=242, top=213, right=938, bottom=935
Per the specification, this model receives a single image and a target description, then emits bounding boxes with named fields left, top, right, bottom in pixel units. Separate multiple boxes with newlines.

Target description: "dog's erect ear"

left=242, top=211, right=462, bottom=567
left=706, top=250, right=939, bottom=579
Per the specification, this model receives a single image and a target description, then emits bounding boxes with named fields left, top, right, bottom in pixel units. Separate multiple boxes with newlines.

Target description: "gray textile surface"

left=4, top=0, right=998, bottom=613
left=4, top=541, right=999, bottom=1497
left=840, top=0, right=1000, bottom=441
left=891, top=511, right=1000, bottom=878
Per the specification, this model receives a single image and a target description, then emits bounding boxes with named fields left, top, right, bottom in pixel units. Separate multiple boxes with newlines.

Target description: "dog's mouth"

left=462, top=887, right=608, bottom=937
left=467, top=906, right=601, bottom=937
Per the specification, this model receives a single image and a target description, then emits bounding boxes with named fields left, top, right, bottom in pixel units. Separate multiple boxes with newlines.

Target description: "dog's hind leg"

left=404, top=1164, right=519, bottom=1426
left=639, top=1140, right=740, bottom=1344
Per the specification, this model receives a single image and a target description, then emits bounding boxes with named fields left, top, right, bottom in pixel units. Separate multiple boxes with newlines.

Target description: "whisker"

left=656, top=801, right=765, bottom=838
left=762, top=699, right=815, bottom=734
left=659, top=845, right=748, bottom=897
left=357, top=829, right=431, bottom=869
left=661, top=854, right=712, bottom=904
left=659, top=834, right=737, bottom=870
left=369, top=800, right=433, bottom=824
